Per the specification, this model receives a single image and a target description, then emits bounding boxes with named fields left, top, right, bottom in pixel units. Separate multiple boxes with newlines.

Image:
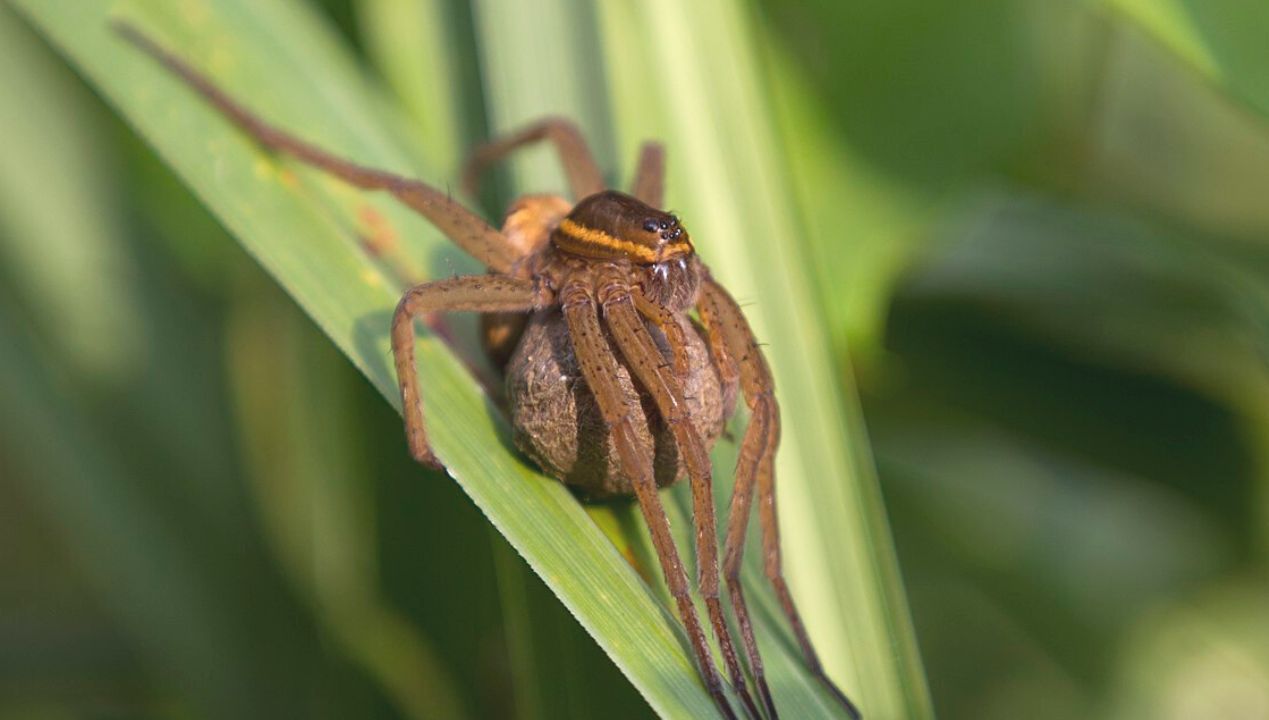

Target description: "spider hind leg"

left=461, top=117, right=607, bottom=201
left=699, top=275, right=864, bottom=720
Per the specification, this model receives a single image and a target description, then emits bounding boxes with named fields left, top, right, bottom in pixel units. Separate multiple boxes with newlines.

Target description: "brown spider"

left=116, top=22, right=861, bottom=720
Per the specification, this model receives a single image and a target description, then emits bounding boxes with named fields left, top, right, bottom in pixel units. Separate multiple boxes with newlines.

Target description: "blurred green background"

left=3, top=0, right=1268, bottom=719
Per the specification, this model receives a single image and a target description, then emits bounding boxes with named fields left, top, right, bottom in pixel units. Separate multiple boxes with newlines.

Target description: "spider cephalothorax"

left=540, top=190, right=702, bottom=310
left=118, top=23, right=862, bottom=720
left=552, top=190, right=691, bottom=262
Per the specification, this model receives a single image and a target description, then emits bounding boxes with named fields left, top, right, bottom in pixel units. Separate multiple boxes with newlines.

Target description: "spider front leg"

left=597, top=274, right=761, bottom=720
left=461, top=117, right=607, bottom=201
left=631, top=290, right=691, bottom=378
left=392, top=275, right=548, bottom=467
left=560, top=282, right=738, bottom=720
left=114, top=23, right=520, bottom=275
left=698, top=275, right=863, bottom=720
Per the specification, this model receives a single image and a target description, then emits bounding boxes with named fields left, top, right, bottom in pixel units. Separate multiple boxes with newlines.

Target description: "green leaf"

left=225, top=275, right=470, bottom=720
left=0, top=4, right=142, bottom=379
left=1099, top=0, right=1269, bottom=122
left=11, top=0, right=929, bottom=716
left=595, top=1, right=931, bottom=716
left=898, top=191, right=1269, bottom=414
left=355, top=0, right=475, bottom=176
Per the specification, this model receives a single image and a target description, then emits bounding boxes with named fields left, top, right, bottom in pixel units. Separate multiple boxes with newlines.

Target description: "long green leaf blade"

left=13, top=0, right=930, bottom=716
left=595, top=1, right=932, bottom=717
left=11, top=1, right=715, bottom=715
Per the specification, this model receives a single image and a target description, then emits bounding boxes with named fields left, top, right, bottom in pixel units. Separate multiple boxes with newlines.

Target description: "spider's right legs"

left=113, top=22, right=519, bottom=274
left=560, top=283, right=738, bottom=720
left=392, top=275, right=549, bottom=467
left=698, top=276, right=863, bottom=720
left=461, top=118, right=607, bottom=201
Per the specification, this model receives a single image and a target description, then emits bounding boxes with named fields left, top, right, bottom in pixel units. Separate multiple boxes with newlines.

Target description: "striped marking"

left=556, top=218, right=691, bottom=262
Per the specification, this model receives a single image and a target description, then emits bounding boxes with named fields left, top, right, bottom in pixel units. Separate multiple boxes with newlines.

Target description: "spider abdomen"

left=505, top=307, right=731, bottom=499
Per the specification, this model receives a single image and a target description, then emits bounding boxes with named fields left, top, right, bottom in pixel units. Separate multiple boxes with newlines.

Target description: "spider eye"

left=642, top=219, right=659, bottom=232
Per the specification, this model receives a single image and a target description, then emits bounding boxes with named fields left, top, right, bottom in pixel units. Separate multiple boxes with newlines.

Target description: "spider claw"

left=408, top=446, right=445, bottom=471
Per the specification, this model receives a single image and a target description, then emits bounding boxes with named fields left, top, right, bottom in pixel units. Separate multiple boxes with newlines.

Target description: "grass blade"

left=0, top=4, right=142, bottom=379
left=12, top=0, right=930, bottom=715
left=11, top=0, right=719, bottom=715
left=595, top=1, right=932, bottom=716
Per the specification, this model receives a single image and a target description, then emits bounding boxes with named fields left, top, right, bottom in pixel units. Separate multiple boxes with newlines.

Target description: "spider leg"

left=460, top=117, right=607, bottom=201
left=757, top=429, right=862, bottom=719
left=113, top=22, right=518, bottom=274
left=698, top=275, right=864, bottom=720
left=599, top=276, right=761, bottom=720
left=629, top=141, right=666, bottom=208
left=727, top=397, right=778, bottom=719
left=698, top=281, right=779, bottom=719
left=392, top=275, right=549, bottom=467
left=560, top=282, right=738, bottom=720
left=632, top=289, right=691, bottom=378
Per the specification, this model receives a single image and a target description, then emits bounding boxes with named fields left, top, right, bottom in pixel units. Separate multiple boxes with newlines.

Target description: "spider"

left=116, top=22, right=861, bottom=720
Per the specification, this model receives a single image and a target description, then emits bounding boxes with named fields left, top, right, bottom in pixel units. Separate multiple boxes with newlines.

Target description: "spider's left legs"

left=698, top=276, right=863, bottom=720
left=113, top=23, right=520, bottom=274
left=561, top=283, right=739, bottom=720
left=629, top=141, right=665, bottom=208
left=393, top=275, right=550, bottom=467
left=599, top=274, right=761, bottom=720
left=461, top=118, right=606, bottom=201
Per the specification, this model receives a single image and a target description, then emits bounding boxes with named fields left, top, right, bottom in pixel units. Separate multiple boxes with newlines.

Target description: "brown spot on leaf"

left=357, top=204, right=399, bottom=257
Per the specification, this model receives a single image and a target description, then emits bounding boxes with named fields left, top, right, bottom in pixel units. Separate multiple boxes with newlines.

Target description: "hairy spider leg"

left=112, top=21, right=519, bottom=275
left=561, top=282, right=739, bottom=720
left=597, top=269, right=762, bottom=720
left=393, top=276, right=549, bottom=468
left=632, top=289, right=691, bottom=378
left=698, top=277, right=863, bottom=720
left=697, top=279, right=778, bottom=718
left=460, top=117, right=607, bottom=201
left=629, top=141, right=666, bottom=209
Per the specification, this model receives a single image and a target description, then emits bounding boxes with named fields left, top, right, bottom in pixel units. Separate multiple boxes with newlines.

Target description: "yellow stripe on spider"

left=557, top=218, right=691, bottom=261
